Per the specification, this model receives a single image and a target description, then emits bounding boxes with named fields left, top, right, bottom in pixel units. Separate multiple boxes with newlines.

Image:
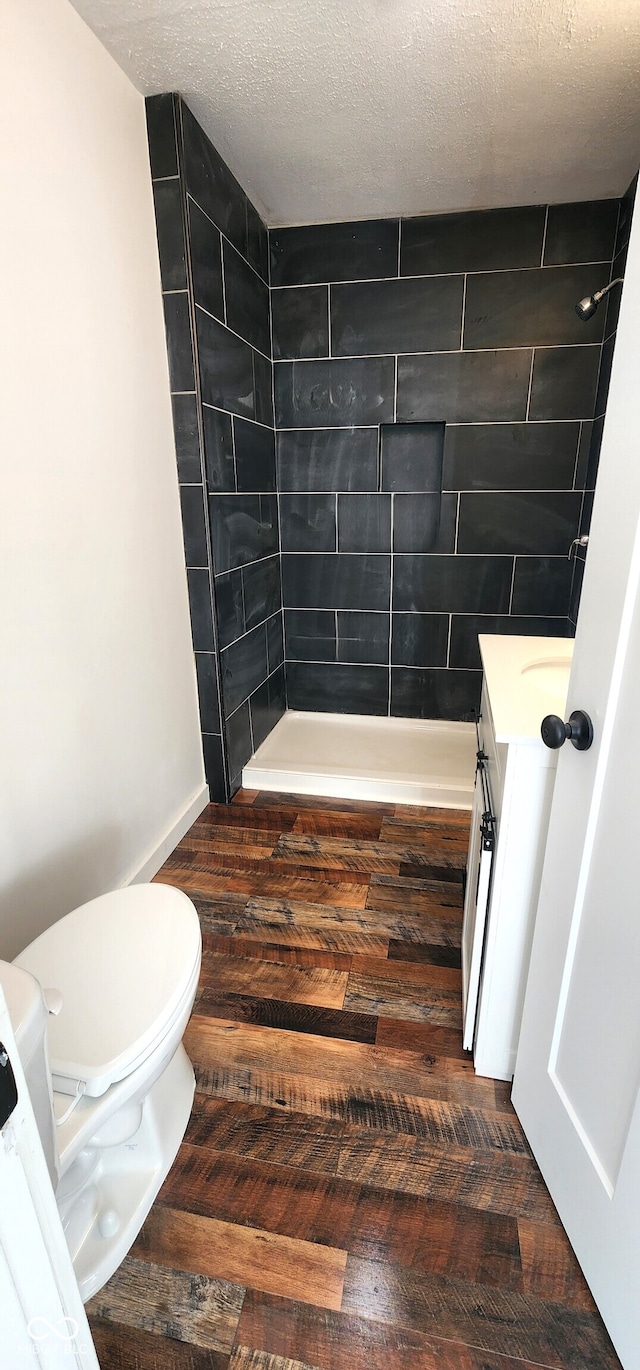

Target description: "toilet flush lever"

left=43, top=988, right=63, bottom=1016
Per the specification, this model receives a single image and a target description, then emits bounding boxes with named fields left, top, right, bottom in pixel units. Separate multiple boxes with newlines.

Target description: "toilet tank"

left=0, top=960, right=58, bottom=1188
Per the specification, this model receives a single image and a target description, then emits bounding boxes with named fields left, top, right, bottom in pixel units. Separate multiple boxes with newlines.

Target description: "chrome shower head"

left=575, top=277, right=624, bottom=321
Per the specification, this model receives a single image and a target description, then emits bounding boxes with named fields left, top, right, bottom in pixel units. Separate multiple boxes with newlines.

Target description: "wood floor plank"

left=375, top=1018, right=471, bottom=1063
left=89, top=1318, right=229, bottom=1369
left=193, top=992, right=377, bottom=1043
left=200, top=934, right=354, bottom=971
left=343, top=972, right=462, bottom=1028
left=199, top=952, right=349, bottom=1009
left=336, top=1130, right=559, bottom=1222
left=291, top=811, right=383, bottom=840
left=235, top=1290, right=547, bottom=1370
left=207, top=923, right=390, bottom=956
left=271, top=834, right=401, bottom=875
left=347, top=956, right=461, bottom=990
left=159, top=868, right=370, bottom=908
left=379, top=816, right=471, bottom=851
left=184, top=1097, right=345, bottom=1175
left=239, top=896, right=459, bottom=946
left=518, top=1218, right=599, bottom=1312
left=230, top=1350, right=321, bottom=1370
left=341, top=1254, right=621, bottom=1370
left=165, top=851, right=374, bottom=883
left=180, top=826, right=279, bottom=849
left=133, top=1206, right=347, bottom=1312
left=365, top=877, right=463, bottom=918
left=86, top=1255, right=244, bottom=1353
left=194, top=804, right=297, bottom=831
left=251, top=792, right=395, bottom=815
left=233, top=788, right=259, bottom=804
left=388, top=940, right=462, bottom=969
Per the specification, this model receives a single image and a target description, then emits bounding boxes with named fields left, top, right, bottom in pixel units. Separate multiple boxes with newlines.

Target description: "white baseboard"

left=126, top=784, right=209, bottom=886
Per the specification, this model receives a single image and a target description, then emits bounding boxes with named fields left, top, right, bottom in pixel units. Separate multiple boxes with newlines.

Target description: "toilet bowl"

left=0, top=882, right=202, bottom=1301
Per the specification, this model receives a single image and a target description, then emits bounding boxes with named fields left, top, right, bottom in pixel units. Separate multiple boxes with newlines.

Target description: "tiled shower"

left=146, top=94, right=632, bottom=801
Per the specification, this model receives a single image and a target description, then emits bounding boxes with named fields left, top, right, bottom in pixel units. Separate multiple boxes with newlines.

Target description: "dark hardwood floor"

left=86, top=790, right=621, bottom=1370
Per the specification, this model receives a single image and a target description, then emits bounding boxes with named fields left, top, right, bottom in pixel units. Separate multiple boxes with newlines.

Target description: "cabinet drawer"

left=480, top=679, right=506, bottom=821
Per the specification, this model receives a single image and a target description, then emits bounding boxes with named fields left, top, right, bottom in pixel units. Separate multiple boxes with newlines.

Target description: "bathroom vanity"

left=462, top=634, right=573, bottom=1080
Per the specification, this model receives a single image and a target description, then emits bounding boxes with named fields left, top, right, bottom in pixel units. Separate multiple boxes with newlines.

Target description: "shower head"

left=575, top=277, right=624, bottom=321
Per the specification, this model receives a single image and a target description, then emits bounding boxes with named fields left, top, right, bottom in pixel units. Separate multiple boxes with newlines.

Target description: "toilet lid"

left=14, top=884, right=201, bottom=1097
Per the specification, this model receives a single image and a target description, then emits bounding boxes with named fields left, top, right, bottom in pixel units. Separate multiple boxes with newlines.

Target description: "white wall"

left=0, top=0, right=207, bottom=959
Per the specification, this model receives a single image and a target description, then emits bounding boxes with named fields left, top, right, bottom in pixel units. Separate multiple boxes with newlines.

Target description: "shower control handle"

left=541, top=710, right=594, bottom=752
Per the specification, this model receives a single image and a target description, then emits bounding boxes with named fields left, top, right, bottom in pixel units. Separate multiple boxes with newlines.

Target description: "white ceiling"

left=70, top=0, right=640, bottom=227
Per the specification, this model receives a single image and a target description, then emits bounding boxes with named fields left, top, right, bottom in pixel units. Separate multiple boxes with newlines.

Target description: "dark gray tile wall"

left=272, top=198, right=621, bottom=721
left=147, top=94, right=284, bottom=798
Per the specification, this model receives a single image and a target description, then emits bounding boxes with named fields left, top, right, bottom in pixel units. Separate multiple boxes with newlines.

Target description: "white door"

left=0, top=987, right=99, bottom=1369
left=512, top=191, right=640, bottom=1370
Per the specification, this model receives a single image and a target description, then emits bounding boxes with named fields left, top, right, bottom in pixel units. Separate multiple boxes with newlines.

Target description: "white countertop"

left=479, top=634, right=574, bottom=744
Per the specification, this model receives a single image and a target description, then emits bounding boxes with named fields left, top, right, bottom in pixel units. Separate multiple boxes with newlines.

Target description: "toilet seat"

left=14, top=884, right=201, bottom=1098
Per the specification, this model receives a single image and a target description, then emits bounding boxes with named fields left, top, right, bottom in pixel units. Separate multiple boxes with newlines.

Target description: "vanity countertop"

left=479, top=634, right=574, bottom=745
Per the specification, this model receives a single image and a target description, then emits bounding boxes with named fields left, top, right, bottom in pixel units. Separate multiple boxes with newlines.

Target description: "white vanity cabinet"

left=462, top=635, right=573, bottom=1081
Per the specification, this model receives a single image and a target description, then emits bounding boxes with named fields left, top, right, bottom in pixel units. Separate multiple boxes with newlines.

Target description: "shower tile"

left=186, top=568, right=215, bottom=651
left=392, top=492, right=457, bottom=553
left=203, top=407, right=235, bottom=492
left=528, top=346, right=600, bottom=420
left=331, top=276, right=463, bottom=356
left=245, top=199, right=269, bottom=283
left=511, top=557, right=574, bottom=616
left=163, top=293, right=195, bottom=393
left=277, top=428, right=379, bottom=492
left=594, top=338, right=615, bottom=419
left=443, top=422, right=579, bottom=491
left=543, top=200, right=619, bottom=266
left=457, top=491, right=581, bottom=556
left=280, top=494, right=337, bottom=552
left=393, top=555, right=512, bottom=614
left=380, top=422, right=444, bottom=492
left=223, top=240, right=270, bottom=357
left=397, top=350, right=531, bottom=423
left=153, top=180, right=187, bottom=291
left=179, top=485, right=208, bottom=567
left=569, top=554, right=586, bottom=626
left=272, top=285, right=329, bottom=360
left=233, top=418, right=276, bottom=492
left=400, top=205, right=546, bottom=276
left=270, top=219, right=400, bottom=287
left=285, top=608, right=336, bottom=662
left=202, top=732, right=227, bottom=803
left=215, top=568, right=245, bottom=649
left=275, top=357, right=394, bottom=428
left=285, top=661, right=389, bottom=715
left=337, top=611, right=390, bottom=665
left=253, top=350, right=274, bottom=428
left=463, top=265, right=607, bottom=349
left=266, top=613, right=285, bottom=675
left=250, top=667, right=286, bottom=751
left=171, top=394, right=201, bottom=484
left=574, top=420, right=593, bottom=489
left=391, top=666, right=481, bottom=721
left=391, top=613, right=449, bottom=668
left=195, top=651, right=221, bottom=734
left=182, top=101, right=247, bottom=258
left=189, top=200, right=224, bottom=321
left=604, top=247, right=626, bottom=340
left=221, top=622, right=269, bottom=714
left=337, top=494, right=391, bottom=553
left=449, top=614, right=570, bottom=670
left=210, top=493, right=278, bottom=573
left=146, top=93, right=179, bottom=180
left=585, top=416, right=604, bottom=491
left=243, top=555, right=282, bottom=629
left=196, top=310, right=255, bottom=419
left=281, top=553, right=391, bottom=611
left=225, top=700, right=253, bottom=781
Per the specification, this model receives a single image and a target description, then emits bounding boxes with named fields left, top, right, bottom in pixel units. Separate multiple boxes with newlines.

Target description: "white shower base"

left=242, top=710, right=476, bottom=809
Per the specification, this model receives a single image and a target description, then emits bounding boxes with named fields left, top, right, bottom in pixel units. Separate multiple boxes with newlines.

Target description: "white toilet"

left=0, top=882, right=202, bottom=1301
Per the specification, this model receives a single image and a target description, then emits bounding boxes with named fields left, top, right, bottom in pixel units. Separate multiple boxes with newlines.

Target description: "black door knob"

left=541, top=709, right=594, bottom=751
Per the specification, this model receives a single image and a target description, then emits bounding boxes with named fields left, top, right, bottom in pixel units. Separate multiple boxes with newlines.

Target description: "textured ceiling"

left=69, top=0, right=640, bottom=226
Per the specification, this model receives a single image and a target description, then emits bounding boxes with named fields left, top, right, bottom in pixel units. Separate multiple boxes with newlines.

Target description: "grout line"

left=459, top=274, right=467, bottom=351
left=274, top=417, right=593, bottom=431
left=334, top=492, right=339, bottom=551
left=446, top=613, right=453, bottom=668
left=281, top=658, right=485, bottom=672
left=393, top=356, right=398, bottom=423
left=573, top=420, right=583, bottom=490
left=220, top=231, right=228, bottom=327
left=453, top=492, right=461, bottom=553
left=272, top=340, right=602, bottom=363
left=186, top=192, right=269, bottom=289
left=195, top=301, right=272, bottom=364
left=265, top=258, right=611, bottom=289
left=388, top=493, right=395, bottom=715
left=540, top=206, right=549, bottom=266
left=507, top=557, right=517, bottom=613
left=524, top=349, right=536, bottom=420
left=396, top=221, right=402, bottom=278
left=327, top=284, right=332, bottom=358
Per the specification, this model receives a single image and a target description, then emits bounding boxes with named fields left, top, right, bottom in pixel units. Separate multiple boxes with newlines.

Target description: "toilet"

left=0, top=882, right=202, bottom=1302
